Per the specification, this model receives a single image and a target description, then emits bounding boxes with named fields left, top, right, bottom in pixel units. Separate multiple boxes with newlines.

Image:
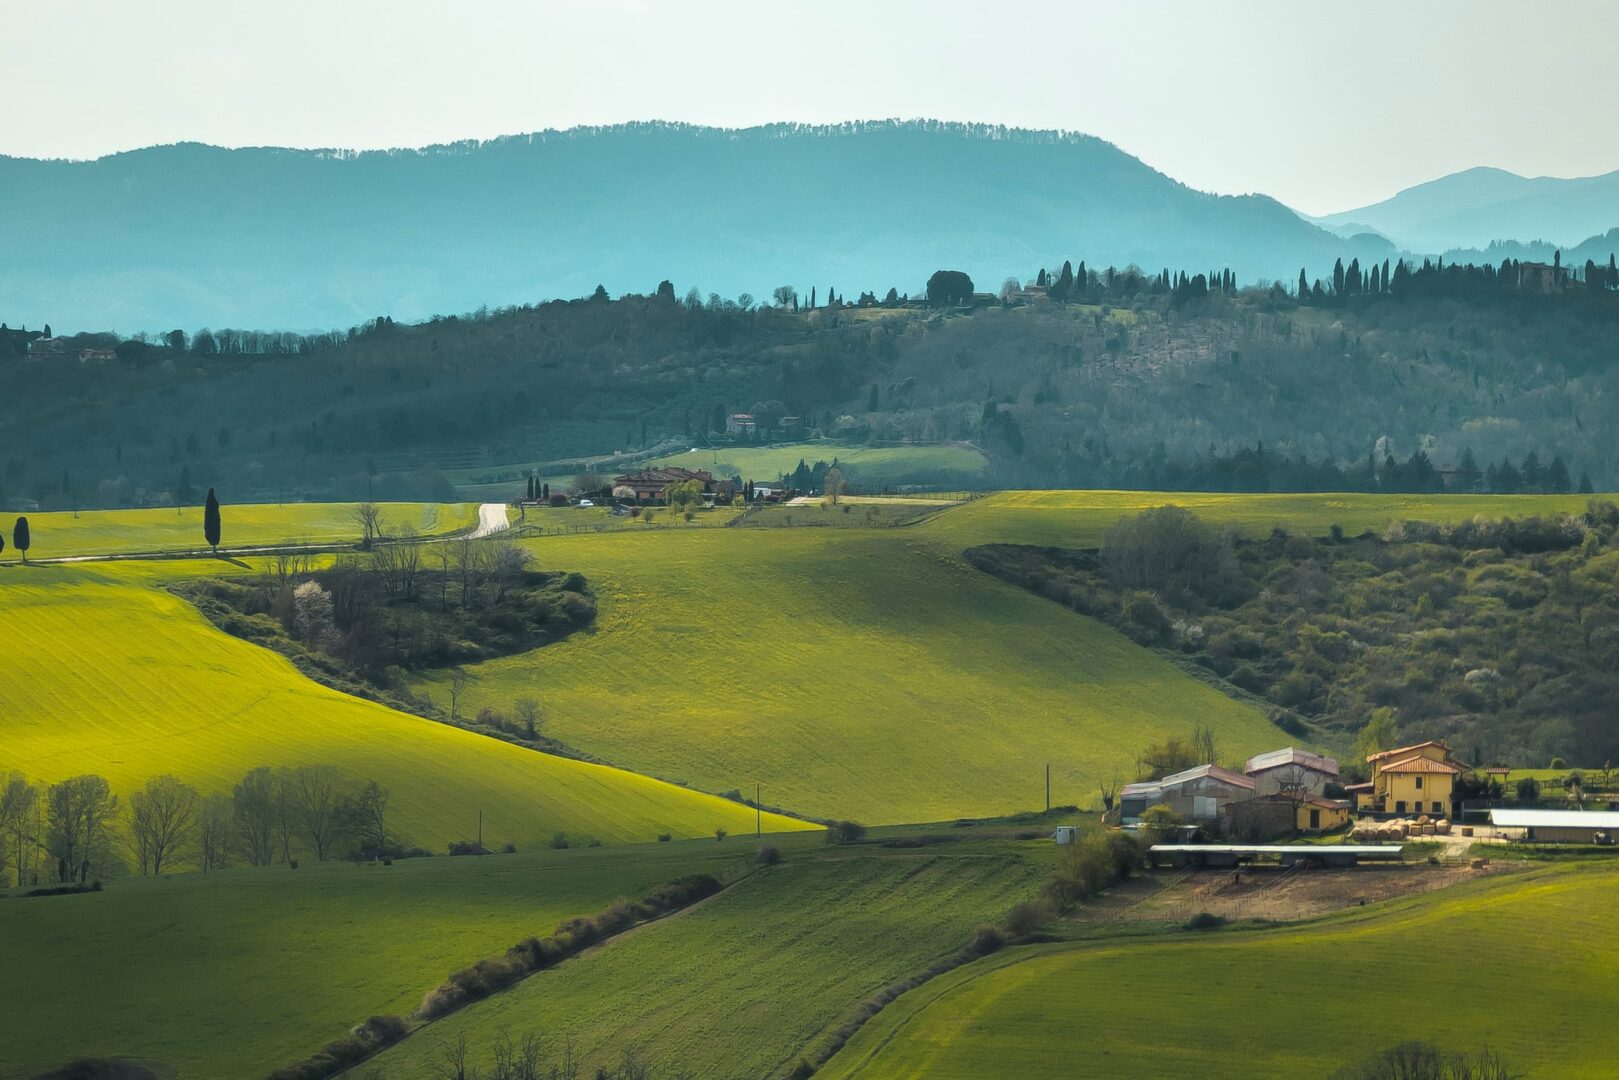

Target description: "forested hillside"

left=0, top=121, right=1390, bottom=330
left=4, top=267, right=1618, bottom=509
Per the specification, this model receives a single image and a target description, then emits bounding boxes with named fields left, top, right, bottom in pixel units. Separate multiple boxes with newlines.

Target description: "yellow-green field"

left=12, top=501, right=477, bottom=559
left=422, top=526, right=1283, bottom=824
left=366, top=837, right=1051, bottom=1079
left=650, top=442, right=988, bottom=487
left=0, top=839, right=758, bottom=1080
left=821, top=864, right=1619, bottom=1080
left=920, top=490, right=1607, bottom=550
left=0, top=562, right=810, bottom=850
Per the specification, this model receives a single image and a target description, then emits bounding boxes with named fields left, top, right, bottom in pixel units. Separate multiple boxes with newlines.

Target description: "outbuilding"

left=1489, top=809, right=1619, bottom=844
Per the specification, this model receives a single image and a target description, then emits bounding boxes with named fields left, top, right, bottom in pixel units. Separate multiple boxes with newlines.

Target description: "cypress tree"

left=1298, top=268, right=1309, bottom=298
left=203, top=488, right=221, bottom=554
left=12, top=516, right=29, bottom=564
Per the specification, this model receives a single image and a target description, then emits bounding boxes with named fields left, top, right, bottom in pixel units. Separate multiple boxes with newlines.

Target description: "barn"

left=1489, top=808, right=1619, bottom=844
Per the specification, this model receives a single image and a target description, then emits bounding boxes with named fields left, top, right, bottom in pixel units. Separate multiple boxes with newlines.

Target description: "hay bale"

left=1460, top=825, right=1473, bottom=837
left=1436, top=820, right=1451, bottom=835
left=1422, top=823, right=1436, bottom=836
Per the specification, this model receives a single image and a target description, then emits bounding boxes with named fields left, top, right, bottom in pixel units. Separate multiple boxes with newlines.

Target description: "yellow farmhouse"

left=1353, top=740, right=1466, bottom=817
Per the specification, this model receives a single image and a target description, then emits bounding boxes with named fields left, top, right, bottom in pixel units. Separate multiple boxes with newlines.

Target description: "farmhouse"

left=611, top=467, right=714, bottom=504
left=1490, top=808, right=1619, bottom=844
left=1118, top=764, right=1255, bottom=825
left=725, top=413, right=757, bottom=436
left=1221, top=791, right=1351, bottom=840
left=1244, top=747, right=1340, bottom=797
left=1357, top=740, right=1467, bottom=817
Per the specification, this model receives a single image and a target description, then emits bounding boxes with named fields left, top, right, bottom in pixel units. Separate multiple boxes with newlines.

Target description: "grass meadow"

left=365, top=836, right=1052, bottom=1079
left=0, top=561, right=810, bottom=852
left=0, top=839, right=763, bottom=1080
left=920, top=489, right=1608, bottom=550
left=820, top=864, right=1619, bottom=1080
left=11, top=501, right=478, bottom=559
left=419, top=525, right=1283, bottom=824
left=649, top=442, right=989, bottom=488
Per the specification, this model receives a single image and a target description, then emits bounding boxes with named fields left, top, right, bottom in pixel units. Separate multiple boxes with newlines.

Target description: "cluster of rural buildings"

left=1117, top=738, right=1618, bottom=847
left=528, top=466, right=800, bottom=509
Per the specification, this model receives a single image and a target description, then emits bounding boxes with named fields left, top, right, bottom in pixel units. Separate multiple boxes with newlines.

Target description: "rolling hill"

left=0, top=560, right=811, bottom=854
left=0, top=839, right=763, bottom=1079
left=819, top=864, right=1619, bottom=1079
left=422, top=522, right=1287, bottom=824
left=1, top=120, right=1390, bottom=331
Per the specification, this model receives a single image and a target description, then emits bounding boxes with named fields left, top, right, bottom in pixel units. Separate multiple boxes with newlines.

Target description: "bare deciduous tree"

left=197, top=793, right=232, bottom=872
left=45, top=774, right=120, bottom=883
left=355, top=501, right=382, bottom=549
left=0, top=772, right=41, bottom=887
left=513, top=697, right=544, bottom=739
left=232, top=766, right=279, bottom=867
left=448, top=669, right=470, bottom=723
left=129, top=774, right=199, bottom=876
left=294, top=765, right=350, bottom=861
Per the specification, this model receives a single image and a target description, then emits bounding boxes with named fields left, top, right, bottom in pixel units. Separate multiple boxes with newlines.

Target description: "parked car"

left=577, top=499, right=595, bottom=508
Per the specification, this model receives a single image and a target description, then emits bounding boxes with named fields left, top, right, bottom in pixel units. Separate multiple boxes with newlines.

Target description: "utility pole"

left=756, top=783, right=761, bottom=838
left=477, top=809, right=483, bottom=855
left=1045, top=764, right=1051, bottom=813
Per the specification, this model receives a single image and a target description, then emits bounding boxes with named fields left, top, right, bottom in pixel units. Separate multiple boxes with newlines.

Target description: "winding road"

left=469, top=502, right=512, bottom=539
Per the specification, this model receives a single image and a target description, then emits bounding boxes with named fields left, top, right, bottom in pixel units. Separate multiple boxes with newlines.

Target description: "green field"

left=0, top=839, right=761, bottom=1080
left=423, top=526, right=1284, bottom=823
left=11, top=501, right=478, bottom=559
left=650, top=442, right=989, bottom=488
left=920, top=489, right=1607, bottom=550
left=366, top=836, right=1051, bottom=1079
left=0, top=562, right=811, bottom=853
left=821, top=864, right=1619, bottom=1079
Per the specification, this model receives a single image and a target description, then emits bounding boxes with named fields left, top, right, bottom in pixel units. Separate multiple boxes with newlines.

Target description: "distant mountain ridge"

left=1316, top=165, right=1619, bottom=252
left=0, top=119, right=1390, bottom=332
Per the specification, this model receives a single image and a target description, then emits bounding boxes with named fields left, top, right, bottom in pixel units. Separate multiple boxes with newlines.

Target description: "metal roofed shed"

left=1489, top=809, right=1619, bottom=844
left=1149, top=844, right=1405, bottom=869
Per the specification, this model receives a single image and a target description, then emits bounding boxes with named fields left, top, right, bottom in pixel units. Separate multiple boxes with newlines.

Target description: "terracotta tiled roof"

left=1376, top=754, right=1463, bottom=775
left=1366, top=740, right=1450, bottom=763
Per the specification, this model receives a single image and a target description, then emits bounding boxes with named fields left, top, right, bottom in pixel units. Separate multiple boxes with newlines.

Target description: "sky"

left=3, top=0, right=1616, bottom=215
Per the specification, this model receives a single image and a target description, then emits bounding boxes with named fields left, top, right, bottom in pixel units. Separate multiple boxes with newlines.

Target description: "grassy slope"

left=921, top=490, right=1607, bottom=550
left=366, top=837, right=1051, bottom=1080
left=0, top=562, right=811, bottom=851
left=423, top=526, right=1282, bottom=823
left=0, top=840, right=757, bottom=1080
left=14, top=501, right=479, bottom=558
left=821, top=864, right=1619, bottom=1080
left=649, top=443, right=988, bottom=486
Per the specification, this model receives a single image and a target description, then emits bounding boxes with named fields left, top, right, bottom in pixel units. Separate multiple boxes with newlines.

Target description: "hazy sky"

left=4, top=0, right=1615, bottom=214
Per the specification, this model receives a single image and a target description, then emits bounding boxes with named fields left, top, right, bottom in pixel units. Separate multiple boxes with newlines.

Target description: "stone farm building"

left=1244, top=747, right=1340, bottom=798
left=611, top=467, right=714, bottom=504
left=1119, top=764, right=1255, bottom=826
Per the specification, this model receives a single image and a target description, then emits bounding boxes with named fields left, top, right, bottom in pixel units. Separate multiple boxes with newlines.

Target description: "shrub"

left=656, top=832, right=672, bottom=842
left=1005, top=899, right=1050, bottom=937
left=1185, top=911, right=1227, bottom=931
left=714, top=827, right=728, bottom=842
left=826, top=820, right=868, bottom=845
left=970, top=924, right=1005, bottom=955
left=447, top=840, right=489, bottom=856
left=501, top=842, right=517, bottom=854
left=550, top=832, right=570, bottom=849
left=755, top=843, right=782, bottom=865
left=265, top=1014, right=409, bottom=1079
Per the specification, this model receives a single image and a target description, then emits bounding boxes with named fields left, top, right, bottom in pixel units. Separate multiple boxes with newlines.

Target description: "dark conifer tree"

left=1298, top=268, right=1309, bottom=298
left=12, top=516, right=29, bottom=564
left=203, top=488, right=221, bottom=554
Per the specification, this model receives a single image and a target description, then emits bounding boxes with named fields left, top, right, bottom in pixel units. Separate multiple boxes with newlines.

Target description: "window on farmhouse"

left=1415, top=776, right=1423, bottom=789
